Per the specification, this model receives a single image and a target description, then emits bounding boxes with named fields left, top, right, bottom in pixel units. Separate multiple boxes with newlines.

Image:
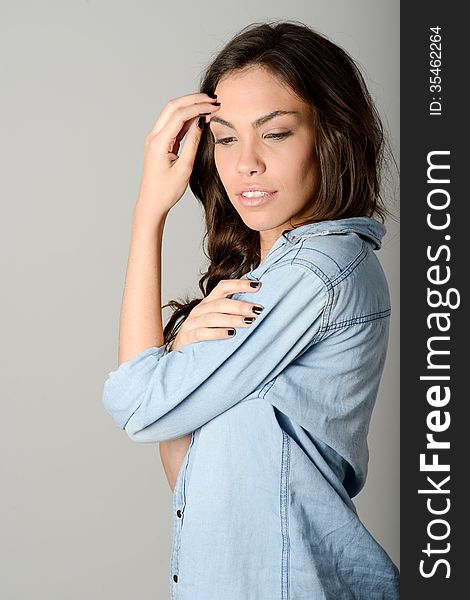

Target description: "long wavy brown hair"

left=162, top=20, right=395, bottom=351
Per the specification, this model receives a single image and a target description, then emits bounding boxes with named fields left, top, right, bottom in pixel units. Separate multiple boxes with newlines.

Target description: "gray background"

left=1, top=1, right=399, bottom=598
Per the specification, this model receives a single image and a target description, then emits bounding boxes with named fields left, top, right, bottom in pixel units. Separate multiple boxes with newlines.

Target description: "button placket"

left=171, top=476, right=185, bottom=590
left=170, top=432, right=196, bottom=594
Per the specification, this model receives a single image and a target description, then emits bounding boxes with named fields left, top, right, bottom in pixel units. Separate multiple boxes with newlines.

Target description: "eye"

left=266, top=131, right=292, bottom=140
left=214, top=137, right=236, bottom=146
left=213, top=131, right=292, bottom=145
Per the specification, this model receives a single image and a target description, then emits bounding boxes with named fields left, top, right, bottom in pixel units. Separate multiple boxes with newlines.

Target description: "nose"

left=235, top=142, right=266, bottom=176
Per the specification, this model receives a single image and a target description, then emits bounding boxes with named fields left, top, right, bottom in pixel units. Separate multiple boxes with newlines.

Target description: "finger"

left=172, top=109, right=210, bottom=156
left=196, top=296, right=265, bottom=318
left=187, top=326, right=239, bottom=344
left=149, top=93, right=217, bottom=135
left=170, top=120, right=192, bottom=157
left=173, top=101, right=213, bottom=145
left=189, top=312, right=256, bottom=331
left=177, top=114, right=208, bottom=168
left=210, top=278, right=263, bottom=300
left=155, top=101, right=220, bottom=156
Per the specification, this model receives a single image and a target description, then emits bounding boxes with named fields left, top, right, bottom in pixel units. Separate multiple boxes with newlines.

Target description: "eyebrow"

left=209, top=110, right=299, bottom=129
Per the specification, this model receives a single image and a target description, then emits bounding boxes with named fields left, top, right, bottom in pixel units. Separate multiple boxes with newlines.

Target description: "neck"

left=259, top=226, right=286, bottom=262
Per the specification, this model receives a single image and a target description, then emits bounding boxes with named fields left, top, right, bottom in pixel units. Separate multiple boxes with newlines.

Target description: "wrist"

left=133, top=198, right=169, bottom=231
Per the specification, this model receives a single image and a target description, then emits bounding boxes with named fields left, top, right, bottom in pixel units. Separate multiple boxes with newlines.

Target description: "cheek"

left=213, top=149, right=232, bottom=181
left=295, top=147, right=319, bottom=185
left=276, top=136, right=315, bottom=174
left=277, top=150, right=314, bottom=186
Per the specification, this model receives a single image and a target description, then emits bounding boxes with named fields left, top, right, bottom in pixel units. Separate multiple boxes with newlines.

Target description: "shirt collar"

left=280, top=217, right=386, bottom=250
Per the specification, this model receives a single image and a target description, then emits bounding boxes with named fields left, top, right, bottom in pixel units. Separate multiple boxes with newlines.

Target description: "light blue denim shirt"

left=102, top=216, right=400, bottom=599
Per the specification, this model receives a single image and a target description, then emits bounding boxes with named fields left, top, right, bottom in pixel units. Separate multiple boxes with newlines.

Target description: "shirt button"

left=173, top=574, right=178, bottom=583
left=176, top=509, right=182, bottom=518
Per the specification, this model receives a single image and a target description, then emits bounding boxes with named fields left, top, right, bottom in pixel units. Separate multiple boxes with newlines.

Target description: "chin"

left=240, top=215, right=287, bottom=232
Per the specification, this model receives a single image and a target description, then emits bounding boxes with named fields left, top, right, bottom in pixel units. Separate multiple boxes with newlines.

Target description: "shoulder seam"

left=262, top=244, right=334, bottom=292
left=259, top=253, right=333, bottom=348
left=261, top=239, right=372, bottom=291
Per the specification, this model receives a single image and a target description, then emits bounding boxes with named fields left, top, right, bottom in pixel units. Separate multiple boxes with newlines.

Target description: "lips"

left=238, top=190, right=277, bottom=207
left=236, top=185, right=277, bottom=195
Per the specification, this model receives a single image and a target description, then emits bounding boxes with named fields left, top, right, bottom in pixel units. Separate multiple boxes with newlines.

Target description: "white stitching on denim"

left=324, top=309, right=391, bottom=332
left=280, top=430, right=290, bottom=599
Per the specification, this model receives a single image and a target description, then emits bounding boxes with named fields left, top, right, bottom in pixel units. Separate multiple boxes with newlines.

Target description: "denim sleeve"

left=102, top=263, right=327, bottom=442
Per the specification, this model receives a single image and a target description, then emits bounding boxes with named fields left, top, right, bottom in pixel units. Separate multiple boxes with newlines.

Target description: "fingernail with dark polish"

left=244, top=317, right=255, bottom=323
left=252, top=306, right=264, bottom=314
left=211, top=101, right=221, bottom=106
left=198, top=116, right=205, bottom=129
left=250, top=281, right=261, bottom=288
left=228, top=328, right=236, bottom=335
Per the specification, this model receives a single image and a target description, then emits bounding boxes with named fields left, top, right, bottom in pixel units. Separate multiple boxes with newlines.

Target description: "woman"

left=102, top=20, right=400, bottom=599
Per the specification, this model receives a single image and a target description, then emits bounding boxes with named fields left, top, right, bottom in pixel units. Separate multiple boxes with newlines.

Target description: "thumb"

left=178, top=114, right=207, bottom=168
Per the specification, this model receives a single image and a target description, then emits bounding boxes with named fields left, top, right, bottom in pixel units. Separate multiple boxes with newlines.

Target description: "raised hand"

left=136, top=92, right=220, bottom=220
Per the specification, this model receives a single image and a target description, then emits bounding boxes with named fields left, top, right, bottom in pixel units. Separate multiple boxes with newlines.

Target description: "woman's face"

left=209, top=66, right=320, bottom=240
